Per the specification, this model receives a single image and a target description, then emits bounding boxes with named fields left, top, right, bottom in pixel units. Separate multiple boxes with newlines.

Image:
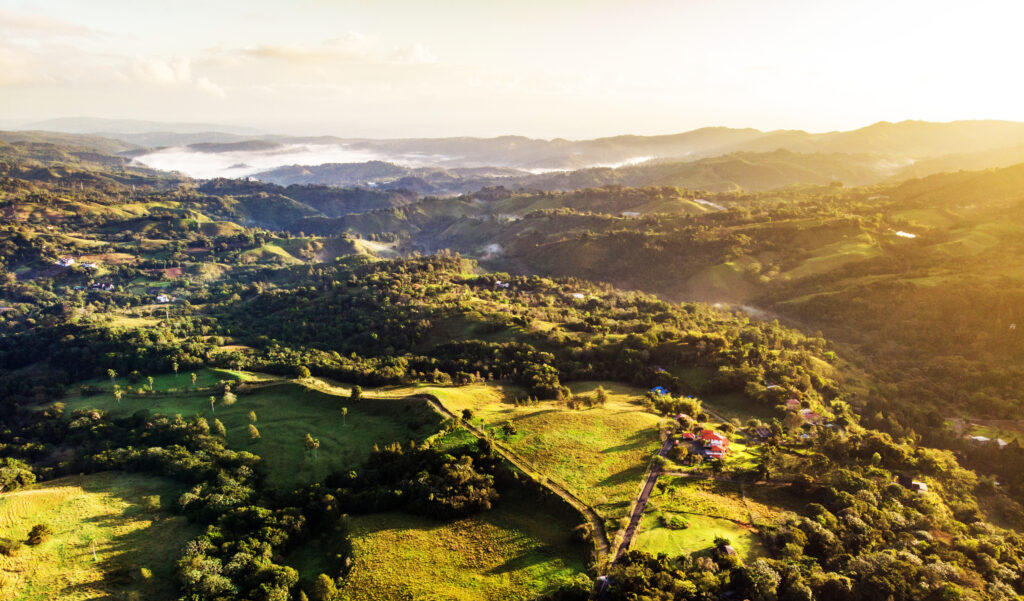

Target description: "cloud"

left=0, top=8, right=98, bottom=39
left=196, top=77, right=226, bottom=99
left=131, top=55, right=225, bottom=99
left=389, top=42, right=437, bottom=65
left=132, top=56, right=192, bottom=85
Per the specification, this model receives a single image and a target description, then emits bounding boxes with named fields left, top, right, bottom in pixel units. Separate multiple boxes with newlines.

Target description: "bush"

left=0, top=537, right=23, bottom=556
left=141, top=495, right=161, bottom=512
left=662, top=514, right=689, bottom=530
left=26, top=524, right=53, bottom=546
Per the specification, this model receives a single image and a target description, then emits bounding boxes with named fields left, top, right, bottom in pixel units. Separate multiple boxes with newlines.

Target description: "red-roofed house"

left=798, top=408, right=824, bottom=425
left=699, top=429, right=730, bottom=450
left=785, top=398, right=801, bottom=411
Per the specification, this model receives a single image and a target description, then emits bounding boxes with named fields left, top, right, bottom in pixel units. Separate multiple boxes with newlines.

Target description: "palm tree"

left=172, top=361, right=179, bottom=377
left=248, top=410, right=257, bottom=423
left=147, top=376, right=154, bottom=392
left=209, top=395, right=216, bottom=414
left=342, top=407, right=348, bottom=426
left=190, top=372, right=197, bottom=390
left=106, top=369, right=117, bottom=389
left=113, top=387, right=122, bottom=405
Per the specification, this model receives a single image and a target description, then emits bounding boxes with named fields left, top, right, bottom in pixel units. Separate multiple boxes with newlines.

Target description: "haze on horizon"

left=2, top=0, right=1024, bottom=139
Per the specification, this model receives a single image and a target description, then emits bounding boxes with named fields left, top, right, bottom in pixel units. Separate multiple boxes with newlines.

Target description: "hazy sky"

left=2, top=0, right=1023, bottom=138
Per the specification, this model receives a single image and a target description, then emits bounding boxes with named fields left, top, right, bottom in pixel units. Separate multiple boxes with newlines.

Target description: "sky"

left=2, top=0, right=1023, bottom=138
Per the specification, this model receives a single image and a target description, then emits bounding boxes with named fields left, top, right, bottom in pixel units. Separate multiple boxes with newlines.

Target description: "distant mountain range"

left=15, top=119, right=1024, bottom=194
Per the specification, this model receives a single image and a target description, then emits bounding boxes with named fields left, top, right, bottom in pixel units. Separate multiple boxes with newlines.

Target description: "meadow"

left=632, top=477, right=775, bottom=562
left=63, top=381, right=442, bottom=490
left=385, top=381, right=663, bottom=529
left=0, top=472, right=197, bottom=601
left=290, top=492, right=587, bottom=601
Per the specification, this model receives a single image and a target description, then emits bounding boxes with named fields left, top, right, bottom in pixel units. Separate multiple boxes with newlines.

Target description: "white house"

left=156, top=294, right=172, bottom=303
left=56, top=256, right=75, bottom=267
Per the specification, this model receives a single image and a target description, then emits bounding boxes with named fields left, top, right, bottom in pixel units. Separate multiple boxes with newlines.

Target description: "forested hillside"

left=3, top=137, right=1024, bottom=601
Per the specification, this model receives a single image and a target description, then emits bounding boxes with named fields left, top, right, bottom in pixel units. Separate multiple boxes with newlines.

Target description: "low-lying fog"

left=131, top=144, right=657, bottom=180
left=131, top=144, right=449, bottom=179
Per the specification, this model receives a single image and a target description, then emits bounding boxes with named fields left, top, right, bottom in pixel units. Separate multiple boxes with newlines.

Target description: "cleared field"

left=305, top=494, right=587, bottom=601
left=0, top=472, right=197, bottom=601
left=387, top=382, right=662, bottom=527
left=633, top=511, right=763, bottom=561
left=64, top=382, right=442, bottom=490
left=633, top=477, right=773, bottom=562
left=72, top=367, right=244, bottom=396
left=781, top=233, right=880, bottom=281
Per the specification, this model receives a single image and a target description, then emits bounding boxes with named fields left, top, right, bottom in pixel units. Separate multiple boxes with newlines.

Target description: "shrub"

left=26, top=524, right=53, bottom=546
left=662, top=514, right=689, bottom=530
left=0, top=537, right=23, bottom=556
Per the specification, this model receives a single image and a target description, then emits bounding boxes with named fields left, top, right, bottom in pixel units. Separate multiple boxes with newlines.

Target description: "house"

left=706, top=450, right=725, bottom=460
left=681, top=432, right=696, bottom=441
left=570, top=293, right=585, bottom=299
left=896, top=475, right=929, bottom=494
left=55, top=256, right=75, bottom=267
left=799, top=408, right=824, bottom=425
left=620, top=211, right=641, bottom=218
left=156, top=294, right=172, bottom=303
left=753, top=426, right=771, bottom=440
left=650, top=386, right=669, bottom=396
left=676, top=413, right=693, bottom=423
left=969, top=435, right=991, bottom=444
left=699, top=429, right=730, bottom=450
left=82, top=262, right=98, bottom=270
left=784, top=398, right=801, bottom=411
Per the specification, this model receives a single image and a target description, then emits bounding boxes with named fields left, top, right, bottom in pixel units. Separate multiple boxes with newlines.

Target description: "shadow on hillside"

left=596, top=465, right=645, bottom=488
left=601, top=429, right=657, bottom=454
left=52, top=474, right=193, bottom=601
left=484, top=545, right=556, bottom=575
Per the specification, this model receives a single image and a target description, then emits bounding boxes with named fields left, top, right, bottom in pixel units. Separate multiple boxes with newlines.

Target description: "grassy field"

left=0, top=472, right=197, bottom=601
left=72, top=367, right=244, bottom=396
left=385, top=382, right=663, bottom=528
left=64, top=382, right=442, bottom=490
left=291, top=493, right=587, bottom=601
left=633, top=511, right=763, bottom=561
left=633, top=477, right=774, bottom=562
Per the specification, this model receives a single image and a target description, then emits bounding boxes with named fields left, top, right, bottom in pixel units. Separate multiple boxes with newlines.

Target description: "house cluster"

left=91, top=282, right=116, bottom=291
left=156, top=294, right=173, bottom=303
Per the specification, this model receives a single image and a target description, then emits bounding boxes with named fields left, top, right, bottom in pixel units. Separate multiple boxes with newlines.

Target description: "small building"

left=970, top=435, right=991, bottom=444
left=156, top=294, right=172, bottom=303
left=56, top=256, right=75, bottom=267
left=699, top=429, right=730, bottom=451
left=784, top=398, right=801, bottom=411
left=706, top=450, right=725, bottom=460
left=799, top=408, right=825, bottom=425
left=681, top=432, right=696, bottom=441
left=570, top=293, right=585, bottom=299
left=897, top=475, right=929, bottom=494
left=650, top=386, right=669, bottom=396
left=82, top=262, right=98, bottom=270
left=753, top=426, right=771, bottom=440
